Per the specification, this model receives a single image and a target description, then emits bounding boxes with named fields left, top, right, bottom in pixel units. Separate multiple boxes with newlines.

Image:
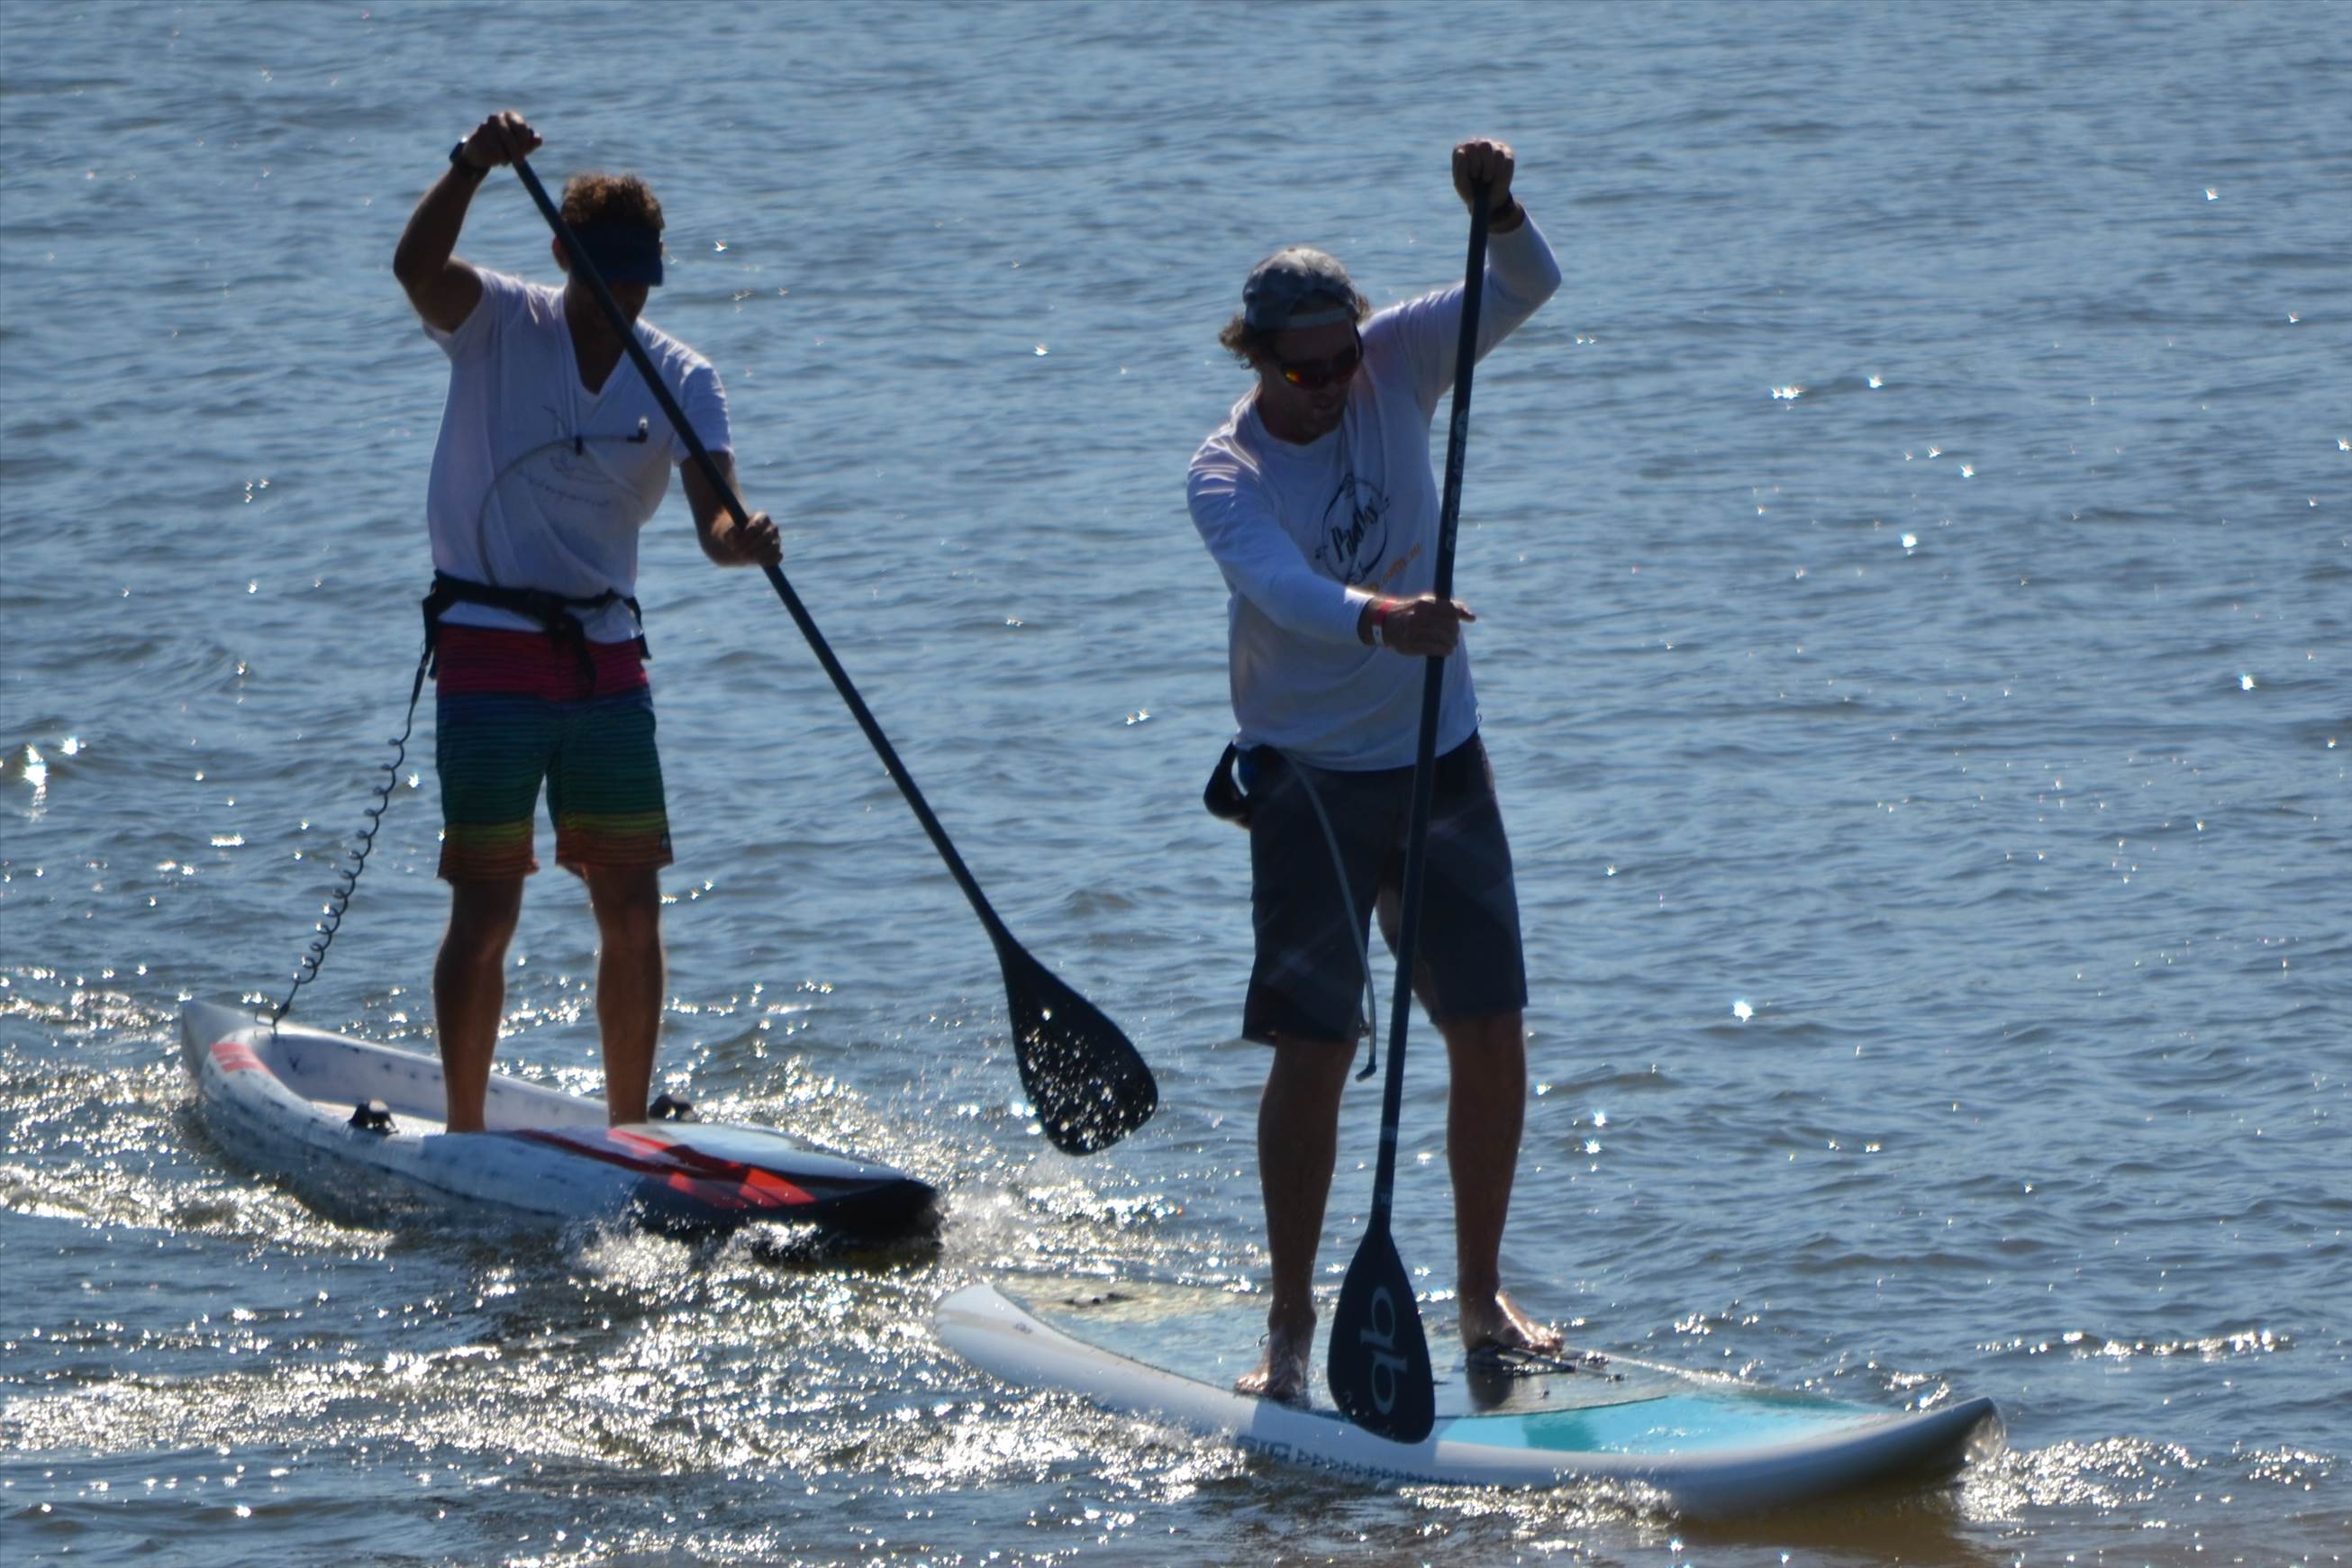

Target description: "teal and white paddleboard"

left=936, top=1282, right=1999, bottom=1515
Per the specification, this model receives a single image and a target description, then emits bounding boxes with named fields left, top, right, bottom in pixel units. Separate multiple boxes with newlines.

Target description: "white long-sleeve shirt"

left=1187, top=214, right=1560, bottom=770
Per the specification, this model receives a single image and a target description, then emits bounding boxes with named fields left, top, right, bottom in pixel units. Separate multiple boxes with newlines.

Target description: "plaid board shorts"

left=432, top=624, right=673, bottom=882
left=1242, top=732, right=1527, bottom=1045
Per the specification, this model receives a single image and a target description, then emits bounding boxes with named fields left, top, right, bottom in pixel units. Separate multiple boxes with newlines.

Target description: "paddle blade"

left=1327, top=1221, right=1437, bottom=1443
left=1002, top=948, right=1158, bottom=1156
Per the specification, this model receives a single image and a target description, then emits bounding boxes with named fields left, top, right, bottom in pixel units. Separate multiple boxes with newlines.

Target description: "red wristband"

left=1369, top=600, right=1391, bottom=648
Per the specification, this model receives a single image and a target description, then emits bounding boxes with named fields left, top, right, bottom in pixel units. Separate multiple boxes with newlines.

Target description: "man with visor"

left=1187, top=137, right=1563, bottom=1402
left=393, top=109, right=781, bottom=1132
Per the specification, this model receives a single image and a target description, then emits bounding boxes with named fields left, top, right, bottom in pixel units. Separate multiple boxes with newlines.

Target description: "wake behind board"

left=182, top=999, right=937, bottom=1237
left=936, top=1282, right=2000, bottom=1517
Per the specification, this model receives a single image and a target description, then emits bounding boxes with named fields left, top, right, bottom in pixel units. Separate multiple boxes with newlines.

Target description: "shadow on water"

left=1673, top=1487, right=2004, bottom=1566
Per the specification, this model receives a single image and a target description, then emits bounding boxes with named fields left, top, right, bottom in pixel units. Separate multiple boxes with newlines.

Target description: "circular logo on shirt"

left=1312, top=474, right=1393, bottom=585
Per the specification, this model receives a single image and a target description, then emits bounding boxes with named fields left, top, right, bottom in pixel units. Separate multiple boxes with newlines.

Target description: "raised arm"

left=393, top=110, right=541, bottom=333
left=1452, top=137, right=1524, bottom=235
left=1380, top=138, right=1561, bottom=417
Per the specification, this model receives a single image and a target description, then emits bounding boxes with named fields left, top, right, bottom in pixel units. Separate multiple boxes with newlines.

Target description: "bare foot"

left=1459, top=1289, right=1564, bottom=1355
left=1235, top=1316, right=1315, bottom=1404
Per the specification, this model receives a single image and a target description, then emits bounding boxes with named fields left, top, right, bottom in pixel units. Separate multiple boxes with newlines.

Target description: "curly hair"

left=1216, top=291, right=1373, bottom=368
left=560, top=172, right=665, bottom=235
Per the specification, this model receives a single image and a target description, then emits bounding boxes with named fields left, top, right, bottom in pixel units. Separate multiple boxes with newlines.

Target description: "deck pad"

left=936, top=1281, right=1999, bottom=1514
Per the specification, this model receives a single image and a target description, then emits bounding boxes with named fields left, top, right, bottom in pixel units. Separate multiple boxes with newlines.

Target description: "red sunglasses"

left=1276, top=331, right=1363, bottom=391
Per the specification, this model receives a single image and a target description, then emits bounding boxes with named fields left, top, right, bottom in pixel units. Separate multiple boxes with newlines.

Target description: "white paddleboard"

left=936, top=1281, right=1999, bottom=1516
left=181, top=998, right=937, bottom=1236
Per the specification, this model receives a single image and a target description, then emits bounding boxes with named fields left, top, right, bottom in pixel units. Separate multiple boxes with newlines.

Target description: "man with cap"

left=1187, top=137, right=1562, bottom=1402
left=393, top=109, right=781, bottom=1132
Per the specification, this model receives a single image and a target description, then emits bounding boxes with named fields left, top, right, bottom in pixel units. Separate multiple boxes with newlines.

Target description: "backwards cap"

left=1242, top=246, right=1357, bottom=332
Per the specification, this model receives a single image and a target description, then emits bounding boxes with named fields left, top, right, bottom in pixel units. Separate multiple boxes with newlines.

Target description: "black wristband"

left=449, top=140, right=488, bottom=181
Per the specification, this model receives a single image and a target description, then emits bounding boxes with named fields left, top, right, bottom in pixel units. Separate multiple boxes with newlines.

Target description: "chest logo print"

left=1313, top=473, right=1394, bottom=585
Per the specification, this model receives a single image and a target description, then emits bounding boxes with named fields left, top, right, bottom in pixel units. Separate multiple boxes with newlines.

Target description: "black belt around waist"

left=420, top=572, right=649, bottom=689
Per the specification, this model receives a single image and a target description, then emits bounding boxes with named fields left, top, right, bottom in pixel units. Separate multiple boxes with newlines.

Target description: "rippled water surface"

left=4, top=3, right=2347, bottom=1564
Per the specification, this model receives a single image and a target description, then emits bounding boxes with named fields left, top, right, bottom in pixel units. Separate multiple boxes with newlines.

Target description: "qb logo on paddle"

left=1360, top=1283, right=1409, bottom=1414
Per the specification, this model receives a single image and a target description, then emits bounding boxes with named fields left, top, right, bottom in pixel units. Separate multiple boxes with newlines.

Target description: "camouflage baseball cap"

left=1242, top=246, right=1358, bottom=332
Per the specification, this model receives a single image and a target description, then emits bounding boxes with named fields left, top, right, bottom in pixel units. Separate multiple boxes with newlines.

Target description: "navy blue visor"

left=574, top=222, right=664, bottom=287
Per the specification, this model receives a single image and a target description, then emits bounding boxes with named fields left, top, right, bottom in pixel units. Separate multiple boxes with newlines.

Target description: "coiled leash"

left=271, top=580, right=646, bottom=1027
left=272, top=429, right=657, bottom=1027
left=271, top=637, right=431, bottom=1028
left=1204, top=743, right=1385, bottom=1082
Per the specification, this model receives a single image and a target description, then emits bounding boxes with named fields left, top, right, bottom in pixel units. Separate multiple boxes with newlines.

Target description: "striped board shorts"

left=432, top=624, right=673, bottom=882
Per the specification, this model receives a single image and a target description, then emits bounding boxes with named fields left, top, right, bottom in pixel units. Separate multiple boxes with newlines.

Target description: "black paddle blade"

left=1327, top=1221, right=1437, bottom=1443
left=1001, top=947, right=1158, bottom=1156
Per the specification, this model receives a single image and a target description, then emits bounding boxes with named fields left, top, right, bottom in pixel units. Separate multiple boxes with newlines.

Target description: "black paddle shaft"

left=1375, top=189, right=1491, bottom=1217
left=1328, top=187, right=1494, bottom=1445
left=507, top=156, right=1155, bottom=1155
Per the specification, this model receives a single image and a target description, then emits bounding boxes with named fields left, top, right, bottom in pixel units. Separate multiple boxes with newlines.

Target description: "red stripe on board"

left=513, top=1127, right=817, bottom=1211
left=211, top=1039, right=265, bottom=1073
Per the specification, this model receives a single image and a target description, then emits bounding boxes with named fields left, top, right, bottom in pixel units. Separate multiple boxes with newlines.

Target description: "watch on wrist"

left=449, top=140, right=487, bottom=180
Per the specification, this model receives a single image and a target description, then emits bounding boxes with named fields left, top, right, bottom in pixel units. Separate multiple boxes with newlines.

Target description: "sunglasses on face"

left=1276, top=331, right=1363, bottom=391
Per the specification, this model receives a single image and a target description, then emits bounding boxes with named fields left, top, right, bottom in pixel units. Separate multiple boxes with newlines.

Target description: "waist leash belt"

left=273, top=575, right=645, bottom=1024
left=1203, top=742, right=1253, bottom=829
left=420, top=571, right=649, bottom=692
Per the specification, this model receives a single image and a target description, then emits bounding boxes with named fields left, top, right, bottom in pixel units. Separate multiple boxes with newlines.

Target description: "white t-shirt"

left=423, top=268, right=731, bottom=643
left=1187, top=215, right=1561, bottom=771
